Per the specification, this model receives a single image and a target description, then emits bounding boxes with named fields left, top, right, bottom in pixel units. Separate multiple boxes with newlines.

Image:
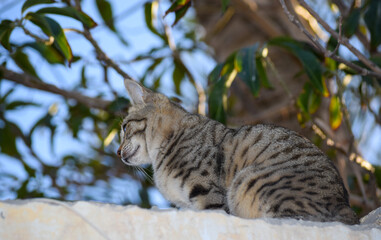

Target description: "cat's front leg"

left=186, top=181, right=229, bottom=213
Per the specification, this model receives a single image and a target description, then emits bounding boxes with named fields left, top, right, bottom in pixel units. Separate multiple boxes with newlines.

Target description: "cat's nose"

left=117, top=147, right=121, bottom=157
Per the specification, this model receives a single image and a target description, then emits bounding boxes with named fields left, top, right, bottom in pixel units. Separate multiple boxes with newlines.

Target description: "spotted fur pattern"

left=118, top=79, right=359, bottom=224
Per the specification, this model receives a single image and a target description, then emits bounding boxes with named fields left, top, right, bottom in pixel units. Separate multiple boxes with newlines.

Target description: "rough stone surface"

left=0, top=199, right=380, bottom=240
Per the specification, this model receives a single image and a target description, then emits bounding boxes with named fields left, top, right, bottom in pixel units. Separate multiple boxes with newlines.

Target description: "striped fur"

left=118, top=79, right=359, bottom=224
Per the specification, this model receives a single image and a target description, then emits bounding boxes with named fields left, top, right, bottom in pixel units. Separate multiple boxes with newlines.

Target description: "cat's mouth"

left=121, top=145, right=140, bottom=165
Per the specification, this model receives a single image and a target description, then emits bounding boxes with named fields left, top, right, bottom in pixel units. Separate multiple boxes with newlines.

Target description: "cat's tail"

left=332, top=204, right=359, bottom=225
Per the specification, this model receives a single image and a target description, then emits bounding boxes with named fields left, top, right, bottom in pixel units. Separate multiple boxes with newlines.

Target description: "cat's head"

left=117, top=79, right=177, bottom=166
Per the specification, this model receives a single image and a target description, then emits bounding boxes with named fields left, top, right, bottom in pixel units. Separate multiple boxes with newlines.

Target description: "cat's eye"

left=122, top=123, right=127, bottom=132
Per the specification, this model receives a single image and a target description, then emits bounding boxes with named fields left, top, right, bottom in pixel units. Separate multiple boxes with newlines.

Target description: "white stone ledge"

left=0, top=199, right=380, bottom=240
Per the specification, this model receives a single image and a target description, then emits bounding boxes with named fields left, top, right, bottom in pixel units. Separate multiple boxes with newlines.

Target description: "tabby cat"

left=117, top=79, right=359, bottom=225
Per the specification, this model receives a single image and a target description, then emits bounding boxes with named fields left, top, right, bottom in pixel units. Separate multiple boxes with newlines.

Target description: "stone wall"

left=0, top=199, right=380, bottom=240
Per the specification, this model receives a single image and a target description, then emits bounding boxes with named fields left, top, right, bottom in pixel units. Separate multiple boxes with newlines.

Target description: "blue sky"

left=0, top=0, right=215, bottom=205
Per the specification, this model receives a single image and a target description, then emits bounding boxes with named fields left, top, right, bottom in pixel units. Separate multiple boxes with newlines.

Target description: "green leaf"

left=329, top=96, right=342, bottom=130
left=208, top=78, right=227, bottom=124
left=29, top=112, right=56, bottom=152
left=370, top=56, right=381, bottom=68
left=0, top=20, right=15, bottom=50
left=298, top=82, right=321, bottom=114
left=141, top=57, right=164, bottom=85
left=6, top=101, right=39, bottom=110
left=374, top=166, right=381, bottom=188
left=66, top=104, right=93, bottom=138
left=144, top=2, right=165, bottom=40
left=80, top=65, right=87, bottom=88
left=364, top=0, right=381, bottom=49
left=95, top=0, right=116, bottom=32
left=165, top=0, right=191, bottom=26
left=342, top=8, right=361, bottom=37
left=268, top=37, right=325, bottom=95
left=108, top=97, right=129, bottom=112
left=25, top=13, right=73, bottom=63
left=255, top=56, right=272, bottom=89
left=209, top=63, right=224, bottom=84
left=0, top=88, right=14, bottom=104
left=12, top=49, right=38, bottom=77
left=0, top=122, right=20, bottom=157
left=208, top=60, right=237, bottom=124
left=236, top=44, right=261, bottom=97
left=36, top=7, right=97, bottom=28
left=221, top=0, right=230, bottom=12
left=23, top=42, right=65, bottom=64
left=165, top=0, right=191, bottom=14
left=296, top=82, right=321, bottom=126
left=173, top=61, right=185, bottom=95
left=21, top=0, right=56, bottom=14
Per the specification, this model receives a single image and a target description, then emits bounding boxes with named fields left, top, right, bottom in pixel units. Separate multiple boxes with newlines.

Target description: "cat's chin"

left=121, top=145, right=140, bottom=165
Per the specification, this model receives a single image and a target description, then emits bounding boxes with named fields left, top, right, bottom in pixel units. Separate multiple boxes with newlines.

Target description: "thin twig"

left=163, top=19, right=207, bottom=115
left=82, top=29, right=133, bottom=80
left=72, top=0, right=133, bottom=81
left=0, top=66, right=112, bottom=111
left=328, top=16, right=342, bottom=57
left=312, top=117, right=375, bottom=210
left=278, top=0, right=381, bottom=79
left=265, top=56, right=294, bottom=100
left=296, top=0, right=381, bottom=74
left=20, top=24, right=54, bottom=45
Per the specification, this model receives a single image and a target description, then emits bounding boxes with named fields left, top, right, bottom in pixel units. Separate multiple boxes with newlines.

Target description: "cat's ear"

left=124, top=79, right=152, bottom=105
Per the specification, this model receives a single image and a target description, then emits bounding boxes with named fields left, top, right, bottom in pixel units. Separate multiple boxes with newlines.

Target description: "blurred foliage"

left=0, top=0, right=380, bottom=216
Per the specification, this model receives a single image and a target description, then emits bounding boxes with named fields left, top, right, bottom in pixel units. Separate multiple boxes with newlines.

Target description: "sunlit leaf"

left=165, top=0, right=191, bottom=14
left=165, top=0, right=191, bottom=26
left=296, top=82, right=321, bottom=126
left=0, top=20, right=15, bottom=50
left=208, top=60, right=238, bottom=124
left=329, top=96, right=342, bottom=130
left=268, top=37, right=326, bottom=95
left=21, top=0, right=56, bottom=13
left=36, top=7, right=97, bottom=28
left=144, top=2, right=165, bottom=40
left=364, top=0, right=381, bottom=49
left=23, top=42, right=65, bottom=64
left=25, top=13, right=73, bottom=62
left=95, top=0, right=116, bottom=32
left=12, top=49, right=38, bottom=78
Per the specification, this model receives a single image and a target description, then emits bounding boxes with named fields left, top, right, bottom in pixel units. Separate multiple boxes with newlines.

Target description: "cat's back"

left=223, top=124, right=358, bottom=224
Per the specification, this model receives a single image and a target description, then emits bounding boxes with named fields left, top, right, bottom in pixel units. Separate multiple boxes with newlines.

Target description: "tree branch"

left=295, top=0, right=381, bottom=74
left=0, top=66, right=112, bottom=111
left=82, top=29, right=133, bottom=80
left=278, top=0, right=381, bottom=79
